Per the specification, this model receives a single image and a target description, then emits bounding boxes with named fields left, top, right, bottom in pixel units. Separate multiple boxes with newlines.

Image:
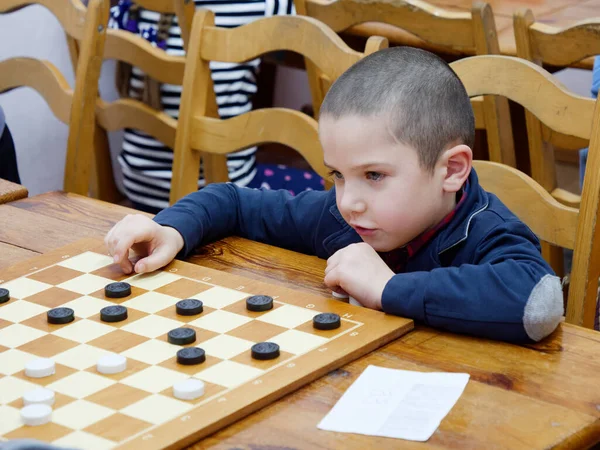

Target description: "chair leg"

left=89, top=126, right=123, bottom=203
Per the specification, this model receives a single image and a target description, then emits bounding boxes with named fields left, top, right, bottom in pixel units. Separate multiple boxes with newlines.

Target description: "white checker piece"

left=61, top=296, right=115, bottom=318
left=57, top=274, right=115, bottom=296
left=195, top=360, right=264, bottom=389
left=57, top=251, right=114, bottom=273
left=0, top=349, right=37, bottom=375
left=0, top=405, right=22, bottom=436
left=0, top=376, right=39, bottom=404
left=123, top=271, right=181, bottom=290
left=121, top=394, right=193, bottom=425
left=0, top=300, right=49, bottom=323
left=121, top=365, right=189, bottom=394
left=257, top=304, right=321, bottom=329
left=0, top=277, right=51, bottom=300
left=53, top=399, right=115, bottom=430
left=121, top=291, right=180, bottom=314
left=189, top=309, right=252, bottom=333
left=54, top=344, right=113, bottom=370
left=48, top=370, right=115, bottom=399
left=194, top=286, right=249, bottom=309
left=52, top=319, right=114, bottom=343
left=269, top=329, right=329, bottom=355
left=53, top=431, right=116, bottom=450
left=121, top=315, right=182, bottom=339
left=0, top=324, right=45, bottom=348
left=122, top=339, right=181, bottom=365
left=200, top=334, right=255, bottom=360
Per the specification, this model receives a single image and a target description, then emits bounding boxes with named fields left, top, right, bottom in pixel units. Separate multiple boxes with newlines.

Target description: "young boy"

left=105, top=47, right=563, bottom=344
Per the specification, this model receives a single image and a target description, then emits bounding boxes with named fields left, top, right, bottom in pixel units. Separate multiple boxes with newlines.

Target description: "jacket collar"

left=323, top=168, right=489, bottom=256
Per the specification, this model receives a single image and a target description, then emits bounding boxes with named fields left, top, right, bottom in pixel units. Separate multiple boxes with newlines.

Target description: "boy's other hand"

left=105, top=214, right=184, bottom=275
left=324, top=243, right=394, bottom=310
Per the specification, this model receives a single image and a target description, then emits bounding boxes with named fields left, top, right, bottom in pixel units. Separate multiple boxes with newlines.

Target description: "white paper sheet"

left=317, top=365, right=470, bottom=441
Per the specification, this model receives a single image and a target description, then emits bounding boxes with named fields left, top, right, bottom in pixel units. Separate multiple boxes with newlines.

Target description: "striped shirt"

left=112, top=0, right=295, bottom=210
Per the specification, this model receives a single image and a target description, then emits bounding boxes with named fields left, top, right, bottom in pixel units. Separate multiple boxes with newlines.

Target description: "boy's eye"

left=328, top=170, right=343, bottom=180
left=366, top=171, right=384, bottom=181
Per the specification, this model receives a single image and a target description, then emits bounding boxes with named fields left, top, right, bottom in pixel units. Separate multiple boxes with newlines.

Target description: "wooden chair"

left=0, top=0, right=109, bottom=197
left=65, top=0, right=195, bottom=203
left=295, top=0, right=516, bottom=167
left=452, top=54, right=599, bottom=328
left=514, top=11, right=600, bottom=209
left=170, top=10, right=387, bottom=204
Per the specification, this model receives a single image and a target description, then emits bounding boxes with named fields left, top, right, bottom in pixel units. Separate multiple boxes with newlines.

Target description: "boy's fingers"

left=134, top=246, right=173, bottom=274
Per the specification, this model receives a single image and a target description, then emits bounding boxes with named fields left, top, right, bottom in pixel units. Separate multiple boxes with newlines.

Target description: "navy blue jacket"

left=155, top=169, right=563, bottom=343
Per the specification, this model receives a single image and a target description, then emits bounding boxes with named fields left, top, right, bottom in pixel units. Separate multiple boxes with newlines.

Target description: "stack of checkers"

left=5, top=285, right=344, bottom=427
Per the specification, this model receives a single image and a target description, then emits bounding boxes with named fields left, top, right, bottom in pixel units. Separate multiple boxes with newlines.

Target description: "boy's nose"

left=339, top=188, right=367, bottom=215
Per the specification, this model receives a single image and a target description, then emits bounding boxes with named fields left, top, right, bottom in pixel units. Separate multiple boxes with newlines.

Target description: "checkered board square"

left=0, top=239, right=413, bottom=449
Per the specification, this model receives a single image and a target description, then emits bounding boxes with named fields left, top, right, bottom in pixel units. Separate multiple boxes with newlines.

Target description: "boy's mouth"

left=352, top=225, right=377, bottom=236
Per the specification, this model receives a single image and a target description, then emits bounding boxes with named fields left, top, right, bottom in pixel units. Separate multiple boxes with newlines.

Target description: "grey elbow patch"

left=523, top=274, right=564, bottom=341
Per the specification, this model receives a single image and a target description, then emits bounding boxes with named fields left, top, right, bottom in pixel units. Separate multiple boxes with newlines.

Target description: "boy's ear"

left=440, top=144, right=472, bottom=193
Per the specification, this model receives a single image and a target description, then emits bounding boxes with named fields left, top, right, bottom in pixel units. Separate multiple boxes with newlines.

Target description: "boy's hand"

left=324, top=243, right=394, bottom=310
left=105, top=214, right=184, bottom=275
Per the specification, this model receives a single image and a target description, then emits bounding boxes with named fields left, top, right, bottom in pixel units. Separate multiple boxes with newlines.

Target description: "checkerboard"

left=0, top=239, right=413, bottom=449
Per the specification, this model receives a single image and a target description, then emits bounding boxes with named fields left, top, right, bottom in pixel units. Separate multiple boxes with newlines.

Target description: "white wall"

left=0, top=4, right=124, bottom=196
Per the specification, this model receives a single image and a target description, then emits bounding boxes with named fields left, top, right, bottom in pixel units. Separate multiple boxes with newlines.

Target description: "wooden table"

left=2, top=191, right=600, bottom=449
left=346, top=0, right=599, bottom=69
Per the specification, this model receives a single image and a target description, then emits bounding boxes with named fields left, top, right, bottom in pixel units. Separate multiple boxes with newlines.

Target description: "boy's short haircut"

left=320, top=47, right=475, bottom=172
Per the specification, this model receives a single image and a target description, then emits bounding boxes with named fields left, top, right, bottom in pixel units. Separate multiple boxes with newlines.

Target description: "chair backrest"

left=0, top=0, right=109, bottom=196
left=453, top=54, right=600, bottom=328
left=65, top=0, right=195, bottom=202
left=514, top=10, right=600, bottom=207
left=170, top=10, right=387, bottom=203
left=295, top=0, right=515, bottom=167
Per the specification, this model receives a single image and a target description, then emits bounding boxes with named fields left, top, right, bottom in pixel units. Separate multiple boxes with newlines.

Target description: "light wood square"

left=84, top=413, right=152, bottom=442
left=121, top=291, right=180, bottom=314
left=123, top=271, right=181, bottom=291
left=5, top=421, right=73, bottom=442
left=193, top=286, right=249, bottom=309
left=89, top=285, right=148, bottom=303
left=194, top=360, right=264, bottom=389
left=0, top=375, right=38, bottom=403
left=159, top=353, right=222, bottom=376
left=0, top=300, right=49, bottom=323
left=155, top=303, right=216, bottom=323
left=122, top=339, right=182, bottom=365
left=0, top=324, right=46, bottom=348
left=50, top=319, right=113, bottom=344
left=121, top=315, right=183, bottom=339
left=200, top=334, right=255, bottom=360
left=88, top=307, right=148, bottom=329
left=120, top=366, right=189, bottom=394
left=48, top=370, right=116, bottom=399
left=159, top=379, right=226, bottom=404
left=61, top=296, right=115, bottom=319
left=87, top=329, right=148, bottom=353
left=120, top=394, right=192, bottom=425
left=226, top=319, right=288, bottom=342
left=53, top=400, right=115, bottom=430
left=189, top=310, right=252, bottom=334
left=57, top=251, right=114, bottom=273
left=21, top=312, right=82, bottom=333
left=22, top=287, right=82, bottom=308
left=222, top=298, right=284, bottom=319
left=87, top=382, right=149, bottom=410
left=269, top=329, right=329, bottom=355
left=86, top=357, right=150, bottom=382
left=0, top=405, right=24, bottom=436
left=0, top=349, right=36, bottom=375
left=57, top=274, right=115, bottom=296
left=17, top=334, right=79, bottom=358
left=257, top=304, right=321, bottom=329
left=52, top=430, right=117, bottom=450
left=0, top=277, right=51, bottom=300
left=154, top=278, right=213, bottom=298
left=13, top=362, right=77, bottom=387
left=231, top=348, right=295, bottom=370
left=54, top=344, right=113, bottom=370
left=27, top=265, right=85, bottom=286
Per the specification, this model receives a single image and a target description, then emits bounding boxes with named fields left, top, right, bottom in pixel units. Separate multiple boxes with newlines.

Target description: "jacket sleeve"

left=381, top=221, right=564, bottom=343
left=154, top=183, right=332, bottom=258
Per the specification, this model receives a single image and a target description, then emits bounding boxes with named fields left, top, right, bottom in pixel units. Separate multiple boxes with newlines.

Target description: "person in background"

left=579, top=56, right=600, bottom=188
left=0, top=104, right=21, bottom=183
left=108, top=0, right=322, bottom=214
